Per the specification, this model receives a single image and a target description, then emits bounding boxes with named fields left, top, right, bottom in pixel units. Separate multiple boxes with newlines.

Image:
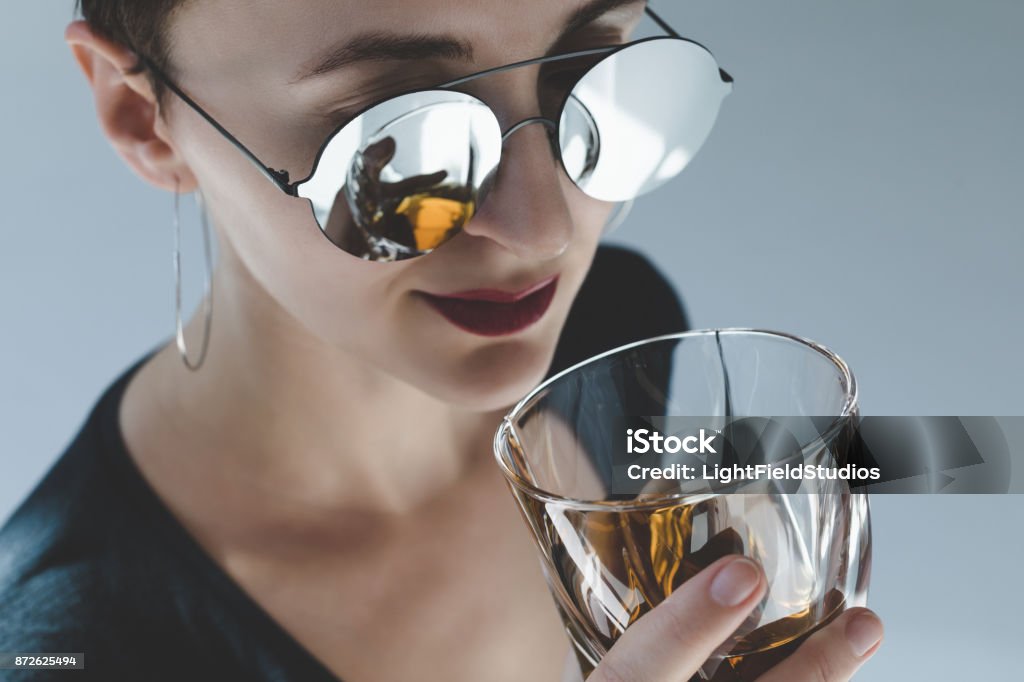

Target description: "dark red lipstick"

left=419, top=276, right=559, bottom=337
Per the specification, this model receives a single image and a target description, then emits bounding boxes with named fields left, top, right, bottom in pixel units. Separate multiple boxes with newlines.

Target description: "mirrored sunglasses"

left=142, top=7, right=733, bottom=262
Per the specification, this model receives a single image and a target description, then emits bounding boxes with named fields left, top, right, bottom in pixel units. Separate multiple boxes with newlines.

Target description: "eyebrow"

left=556, top=0, right=647, bottom=45
left=292, top=0, right=647, bottom=83
left=293, top=32, right=474, bottom=82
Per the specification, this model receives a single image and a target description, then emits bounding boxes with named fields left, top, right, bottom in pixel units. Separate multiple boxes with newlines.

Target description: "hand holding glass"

left=494, top=330, right=872, bottom=680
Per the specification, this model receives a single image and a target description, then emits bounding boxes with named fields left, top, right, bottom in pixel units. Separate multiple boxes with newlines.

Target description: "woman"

left=0, top=0, right=882, bottom=679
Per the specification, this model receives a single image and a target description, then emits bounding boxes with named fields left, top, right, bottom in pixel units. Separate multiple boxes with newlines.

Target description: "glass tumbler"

left=493, top=330, right=872, bottom=681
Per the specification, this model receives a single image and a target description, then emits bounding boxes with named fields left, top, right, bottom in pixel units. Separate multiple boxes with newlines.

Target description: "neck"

left=121, top=246, right=508, bottom=531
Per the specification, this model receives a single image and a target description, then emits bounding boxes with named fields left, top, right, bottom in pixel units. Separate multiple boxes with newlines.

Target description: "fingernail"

left=709, top=558, right=762, bottom=607
left=846, top=612, right=883, bottom=658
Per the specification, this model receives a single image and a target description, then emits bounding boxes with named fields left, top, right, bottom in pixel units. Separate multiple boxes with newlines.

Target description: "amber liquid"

left=702, top=591, right=845, bottom=681
left=354, top=180, right=475, bottom=257
left=516, top=495, right=848, bottom=681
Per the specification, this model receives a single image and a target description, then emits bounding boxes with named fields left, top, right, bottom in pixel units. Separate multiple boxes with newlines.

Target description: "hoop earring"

left=603, top=199, right=635, bottom=235
left=173, top=182, right=214, bottom=371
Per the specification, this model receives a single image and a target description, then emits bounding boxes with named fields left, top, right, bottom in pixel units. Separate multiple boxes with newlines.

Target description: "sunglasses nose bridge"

left=501, top=116, right=557, bottom=142
left=501, top=116, right=562, bottom=163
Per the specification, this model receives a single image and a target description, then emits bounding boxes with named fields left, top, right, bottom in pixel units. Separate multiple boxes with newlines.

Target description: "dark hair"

left=76, top=0, right=185, bottom=101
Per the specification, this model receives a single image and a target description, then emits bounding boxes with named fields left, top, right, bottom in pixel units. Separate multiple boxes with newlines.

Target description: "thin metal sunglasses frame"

left=139, top=6, right=733, bottom=199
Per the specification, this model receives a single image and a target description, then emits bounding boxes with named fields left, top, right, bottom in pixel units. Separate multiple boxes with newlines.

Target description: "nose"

left=460, top=118, right=574, bottom=262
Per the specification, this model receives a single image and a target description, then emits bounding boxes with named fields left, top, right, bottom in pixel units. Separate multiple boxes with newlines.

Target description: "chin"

left=414, top=333, right=559, bottom=413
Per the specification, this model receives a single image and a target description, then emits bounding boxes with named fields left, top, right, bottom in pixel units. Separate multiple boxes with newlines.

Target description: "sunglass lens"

left=561, top=38, right=731, bottom=202
left=297, top=91, right=502, bottom=261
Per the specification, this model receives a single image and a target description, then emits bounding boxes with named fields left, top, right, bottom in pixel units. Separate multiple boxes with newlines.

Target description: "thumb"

left=590, top=555, right=766, bottom=682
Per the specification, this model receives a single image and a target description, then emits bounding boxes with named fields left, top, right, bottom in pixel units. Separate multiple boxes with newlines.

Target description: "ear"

left=66, top=20, right=197, bottom=192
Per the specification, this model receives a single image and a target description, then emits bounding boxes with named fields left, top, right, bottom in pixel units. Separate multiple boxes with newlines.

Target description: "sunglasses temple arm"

left=136, top=55, right=297, bottom=196
left=645, top=7, right=734, bottom=85
left=644, top=6, right=681, bottom=38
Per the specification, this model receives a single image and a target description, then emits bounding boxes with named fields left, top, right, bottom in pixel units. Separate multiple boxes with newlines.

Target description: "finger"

left=755, top=608, right=883, bottom=682
left=362, top=136, right=397, bottom=171
left=383, top=170, right=449, bottom=197
left=590, top=555, right=767, bottom=682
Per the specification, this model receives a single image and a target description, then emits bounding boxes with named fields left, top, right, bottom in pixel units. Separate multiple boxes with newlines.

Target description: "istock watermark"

left=626, top=427, right=718, bottom=455
left=601, top=416, right=1023, bottom=495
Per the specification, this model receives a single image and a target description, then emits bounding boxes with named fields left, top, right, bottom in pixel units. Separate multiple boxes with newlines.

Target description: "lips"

left=419, top=276, right=559, bottom=337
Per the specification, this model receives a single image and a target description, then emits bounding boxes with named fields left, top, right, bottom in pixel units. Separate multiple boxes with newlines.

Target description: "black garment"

left=0, top=246, right=687, bottom=682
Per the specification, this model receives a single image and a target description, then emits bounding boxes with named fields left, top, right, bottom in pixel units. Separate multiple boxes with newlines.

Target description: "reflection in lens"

left=348, top=133, right=459, bottom=258
left=562, top=39, right=731, bottom=202
left=296, top=91, right=501, bottom=261
left=560, top=94, right=601, bottom=185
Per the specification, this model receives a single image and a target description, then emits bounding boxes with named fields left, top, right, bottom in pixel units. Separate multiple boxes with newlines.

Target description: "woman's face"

left=160, top=0, right=645, bottom=410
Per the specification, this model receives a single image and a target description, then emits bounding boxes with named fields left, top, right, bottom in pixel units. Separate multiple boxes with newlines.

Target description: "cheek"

left=185, top=134, right=407, bottom=348
left=562, top=163, right=616, bottom=236
left=562, top=180, right=617, bottom=279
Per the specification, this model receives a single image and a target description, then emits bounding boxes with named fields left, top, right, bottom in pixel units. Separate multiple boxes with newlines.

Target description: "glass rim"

left=492, top=328, right=859, bottom=511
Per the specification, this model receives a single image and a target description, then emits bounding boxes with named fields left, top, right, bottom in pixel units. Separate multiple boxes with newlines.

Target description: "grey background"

left=1, top=1, right=1022, bottom=678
